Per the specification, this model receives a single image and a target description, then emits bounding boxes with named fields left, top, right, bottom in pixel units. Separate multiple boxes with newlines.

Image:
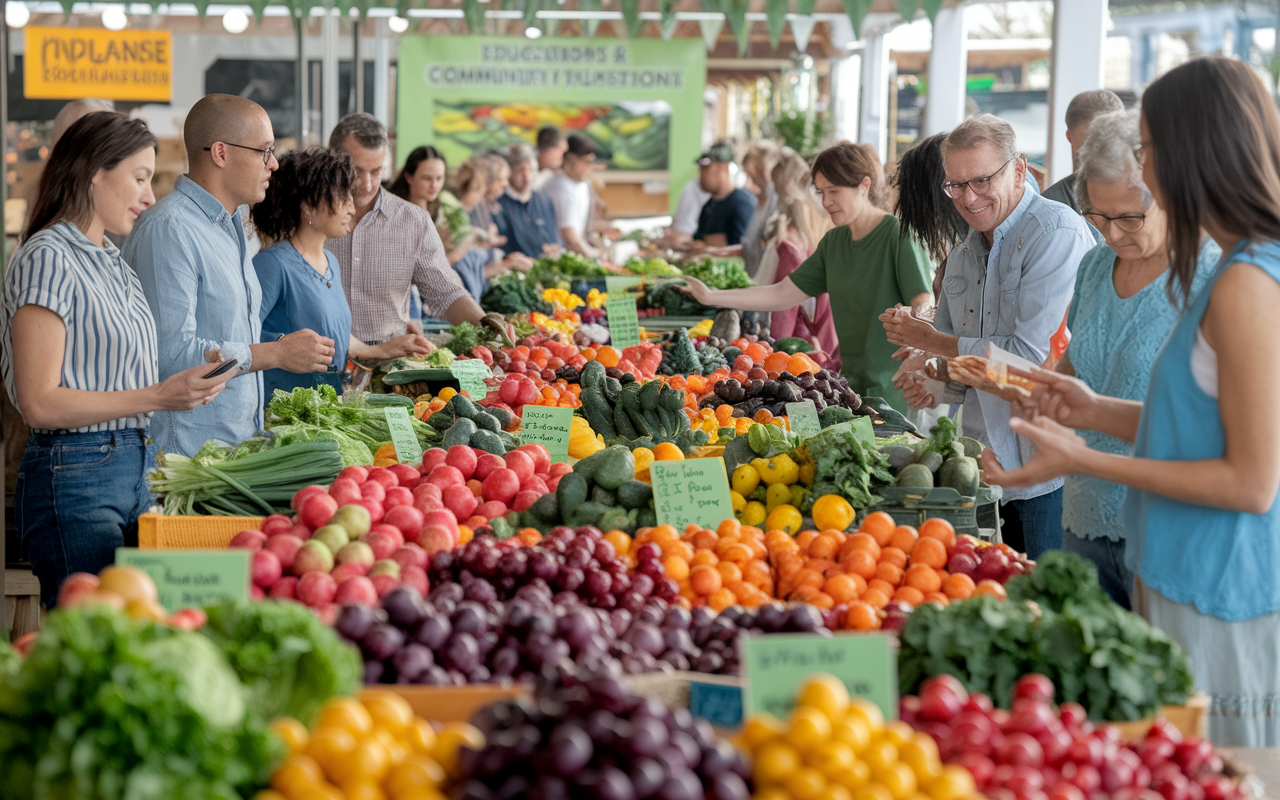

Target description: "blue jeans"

left=1000, top=487, right=1063, bottom=560
left=1063, top=529, right=1133, bottom=609
left=16, top=429, right=155, bottom=608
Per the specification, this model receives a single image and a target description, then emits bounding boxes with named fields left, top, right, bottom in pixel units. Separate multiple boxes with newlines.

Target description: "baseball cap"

left=696, top=143, right=735, bottom=166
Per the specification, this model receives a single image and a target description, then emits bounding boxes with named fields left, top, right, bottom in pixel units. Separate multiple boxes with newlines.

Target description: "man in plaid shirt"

left=325, top=114, right=486, bottom=343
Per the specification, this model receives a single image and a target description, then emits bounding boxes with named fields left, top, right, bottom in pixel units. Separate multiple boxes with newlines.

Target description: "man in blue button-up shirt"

left=884, top=115, right=1094, bottom=558
left=495, top=143, right=565, bottom=259
left=125, top=94, right=336, bottom=456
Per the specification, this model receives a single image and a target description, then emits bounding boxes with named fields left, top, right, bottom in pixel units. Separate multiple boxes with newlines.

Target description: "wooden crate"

left=1111, top=692, right=1210, bottom=741
left=386, top=684, right=527, bottom=723
left=137, top=512, right=264, bottom=549
left=4, top=568, right=40, bottom=641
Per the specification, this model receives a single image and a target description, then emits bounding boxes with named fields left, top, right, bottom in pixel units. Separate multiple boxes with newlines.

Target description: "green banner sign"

left=396, top=36, right=706, bottom=214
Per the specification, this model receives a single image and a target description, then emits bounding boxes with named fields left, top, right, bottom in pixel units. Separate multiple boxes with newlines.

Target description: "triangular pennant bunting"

left=620, top=0, right=642, bottom=37
left=765, top=0, right=787, bottom=49
left=578, top=0, right=601, bottom=37
left=699, top=15, right=725, bottom=51
left=842, top=0, right=872, bottom=39
left=723, top=0, right=750, bottom=55
left=922, top=0, right=945, bottom=23
left=463, top=0, right=485, bottom=33
left=895, top=0, right=920, bottom=21
left=660, top=0, right=678, bottom=40
left=523, top=0, right=540, bottom=29
left=789, top=14, right=815, bottom=53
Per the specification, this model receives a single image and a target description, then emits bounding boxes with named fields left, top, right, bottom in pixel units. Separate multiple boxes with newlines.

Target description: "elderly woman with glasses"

left=1053, top=108, right=1218, bottom=609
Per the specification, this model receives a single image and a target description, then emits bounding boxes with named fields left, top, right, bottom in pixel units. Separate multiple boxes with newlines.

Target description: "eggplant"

left=802, top=389, right=824, bottom=404
left=763, top=380, right=782, bottom=398
left=767, top=401, right=787, bottom=417
left=746, top=379, right=765, bottom=398
left=740, top=398, right=766, bottom=416
left=778, top=383, right=802, bottom=403
left=814, top=379, right=830, bottom=393
left=778, top=371, right=796, bottom=383
left=811, top=395, right=827, bottom=412
left=714, top=380, right=736, bottom=400
left=796, top=374, right=815, bottom=390
left=605, top=367, right=624, bottom=380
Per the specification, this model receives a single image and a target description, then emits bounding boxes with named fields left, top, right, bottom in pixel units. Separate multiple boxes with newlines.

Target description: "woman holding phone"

left=0, top=111, right=233, bottom=607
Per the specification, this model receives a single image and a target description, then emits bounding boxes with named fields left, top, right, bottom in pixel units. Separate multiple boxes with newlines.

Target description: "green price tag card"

left=605, top=275, right=645, bottom=293
left=384, top=406, right=424, bottom=465
left=116, top=548, right=251, bottom=611
left=450, top=358, right=492, bottom=399
left=825, top=416, right=876, bottom=447
left=785, top=401, right=821, bottom=441
left=650, top=458, right=735, bottom=532
left=606, top=295, right=641, bottom=350
left=742, top=632, right=898, bottom=722
left=520, top=404, right=574, bottom=463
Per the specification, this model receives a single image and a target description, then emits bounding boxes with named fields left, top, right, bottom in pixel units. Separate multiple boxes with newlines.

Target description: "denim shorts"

left=15, top=428, right=155, bottom=608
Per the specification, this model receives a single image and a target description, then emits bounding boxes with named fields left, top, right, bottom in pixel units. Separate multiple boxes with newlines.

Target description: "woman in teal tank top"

left=982, top=58, right=1280, bottom=746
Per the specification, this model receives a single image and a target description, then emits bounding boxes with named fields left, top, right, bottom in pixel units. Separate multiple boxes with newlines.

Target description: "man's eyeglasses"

left=1084, top=211, right=1147, bottom=234
left=943, top=156, right=1018, bottom=199
left=203, top=142, right=276, bottom=165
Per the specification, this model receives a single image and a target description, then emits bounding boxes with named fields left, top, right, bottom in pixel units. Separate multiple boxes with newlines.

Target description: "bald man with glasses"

left=123, top=94, right=334, bottom=456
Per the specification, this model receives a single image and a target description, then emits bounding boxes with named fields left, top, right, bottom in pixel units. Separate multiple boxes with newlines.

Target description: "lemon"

left=731, top=464, right=761, bottom=495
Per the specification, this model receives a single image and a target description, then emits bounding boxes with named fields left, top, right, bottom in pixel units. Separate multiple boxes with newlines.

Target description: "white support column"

left=859, top=32, right=889, bottom=163
left=830, top=53, right=862, bottom=145
left=924, top=4, right=968, bottom=137
left=1048, top=0, right=1106, bottom=182
left=373, top=18, right=391, bottom=128
left=321, top=5, right=341, bottom=145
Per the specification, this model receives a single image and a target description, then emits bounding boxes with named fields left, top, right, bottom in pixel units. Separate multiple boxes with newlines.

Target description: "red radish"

left=330, top=562, right=369, bottom=583
left=363, top=530, right=399, bottom=561
left=422, top=509, right=459, bottom=533
left=381, top=505, right=423, bottom=542
left=445, top=445, right=478, bottom=479
left=520, top=475, right=549, bottom=495
left=516, top=443, right=551, bottom=474
left=392, top=544, right=429, bottom=572
left=265, top=534, right=305, bottom=570
left=418, top=525, right=456, bottom=555
left=465, top=515, right=488, bottom=529
left=389, top=463, right=420, bottom=487
left=251, top=585, right=266, bottom=600
left=285, top=522, right=312, bottom=540
left=546, top=475, right=562, bottom=492
left=383, top=486, right=414, bottom=509
left=426, top=465, right=465, bottom=488
left=328, top=479, right=362, bottom=508
left=252, top=550, right=283, bottom=589
left=517, top=382, right=539, bottom=405
left=512, top=490, right=541, bottom=512
left=421, top=448, right=448, bottom=472
left=369, top=523, right=405, bottom=550
left=413, top=493, right=442, bottom=517
left=291, top=484, right=327, bottom=511
left=333, top=576, right=378, bottom=605
left=476, top=500, right=508, bottom=519
left=337, top=465, right=369, bottom=484
left=230, top=529, right=267, bottom=551
left=261, top=514, right=293, bottom=535
left=366, top=467, right=398, bottom=490
left=268, top=576, right=299, bottom=600
left=401, top=565, right=429, bottom=596
left=370, top=574, right=401, bottom=598
left=502, top=450, right=535, bottom=481
left=296, top=571, right=337, bottom=607
left=360, top=480, right=386, bottom=504
left=355, top=497, right=385, bottom=525
left=482, top=468, right=520, bottom=504
left=299, top=493, right=338, bottom=530
left=412, top=482, right=442, bottom=506
left=473, top=453, right=505, bottom=481
left=547, top=462, right=573, bottom=479
left=442, top=484, right=479, bottom=520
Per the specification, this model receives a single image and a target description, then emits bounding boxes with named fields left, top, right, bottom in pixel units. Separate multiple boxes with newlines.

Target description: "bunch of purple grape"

left=453, top=676, right=752, bottom=800
left=428, top=527, right=680, bottom=611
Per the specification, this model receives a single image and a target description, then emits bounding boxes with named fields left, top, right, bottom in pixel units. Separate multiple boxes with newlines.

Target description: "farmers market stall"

left=2, top=246, right=1268, bottom=800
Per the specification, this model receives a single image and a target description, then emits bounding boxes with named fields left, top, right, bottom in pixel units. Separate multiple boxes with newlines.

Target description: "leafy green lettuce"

left=805, top=425, right=894, bottom=509
left=0, top=607, right=279, bottom=800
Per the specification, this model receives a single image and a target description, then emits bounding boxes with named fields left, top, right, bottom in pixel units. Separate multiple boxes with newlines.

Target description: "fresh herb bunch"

left=681, top=256, right=753, bottom=289
left=623, top=256, right=681, bottom=277
left=481, top=271, right=553, bottom=315
left=0, top=606, right=281, bottom=800
left=528, top=251, right=611, bottom=285
left=804, top=424, right=895, bottom=508
left=443, top=321, right=490, bottom=355
left=919, top=416, right=962, bottom=459
left=898, top=551, right=1195, bottom=721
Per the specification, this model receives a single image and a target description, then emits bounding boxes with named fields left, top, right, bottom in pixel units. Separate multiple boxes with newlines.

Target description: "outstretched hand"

left=981, top=415, right=1089, bottom=487
left=677, top=277, right=716, bottom=305
left=1007, top=365, right=1104, bottom=429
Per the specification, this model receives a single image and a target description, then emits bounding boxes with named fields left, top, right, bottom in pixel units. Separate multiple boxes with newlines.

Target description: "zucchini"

left=381, top=367, right=453, bottom=386
left=580, top=386, right=617, bottom=440
left=613, top=403, right=638, bottom=440
left=365, top=394, right=415, bottom=409
left=639, top=380, right=662, bottom=412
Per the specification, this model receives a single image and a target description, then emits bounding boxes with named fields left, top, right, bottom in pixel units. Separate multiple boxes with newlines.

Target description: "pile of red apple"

left=947, top=536, right=1036, bottom=584
left=902, top=674, right=1243, bottom=800
left=228, top=443, right=561, bottom=619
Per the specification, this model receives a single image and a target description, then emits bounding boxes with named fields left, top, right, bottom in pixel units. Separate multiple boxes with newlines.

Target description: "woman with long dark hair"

left=681, top=142, right=932, bottom=412
left=252, top=147, right=428, bottom=397
left=0, top=111, right=233, bottom=606
left=984, top=58, right=1280, bottom=746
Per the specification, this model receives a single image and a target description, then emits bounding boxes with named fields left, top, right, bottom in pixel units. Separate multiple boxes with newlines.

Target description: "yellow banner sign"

left=24, top=27, right=171, bottom=102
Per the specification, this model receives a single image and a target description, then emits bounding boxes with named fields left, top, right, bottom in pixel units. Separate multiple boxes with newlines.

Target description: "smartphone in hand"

left=202, top=359, right=239, bottom=379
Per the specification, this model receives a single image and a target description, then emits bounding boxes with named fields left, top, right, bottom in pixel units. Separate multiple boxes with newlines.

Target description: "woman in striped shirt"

left=0, top=112, right=233, bottom=607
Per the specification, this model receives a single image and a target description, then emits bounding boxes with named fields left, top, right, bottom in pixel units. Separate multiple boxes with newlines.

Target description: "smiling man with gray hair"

left=882, top=113, right=1095, bottom=559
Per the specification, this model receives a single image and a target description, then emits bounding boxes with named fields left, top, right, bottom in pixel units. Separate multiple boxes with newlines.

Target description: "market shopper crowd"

left=4, top=55, right=1280, bottom=748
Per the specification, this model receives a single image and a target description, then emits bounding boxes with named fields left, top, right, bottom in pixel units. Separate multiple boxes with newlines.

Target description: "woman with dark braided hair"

left=252, top=147, right=428, bottom=399
left=891, top=132, right=969, bottom=296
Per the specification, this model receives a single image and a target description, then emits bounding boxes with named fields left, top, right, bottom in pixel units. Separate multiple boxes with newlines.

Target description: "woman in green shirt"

left=681, top=142, right=933, bottom=412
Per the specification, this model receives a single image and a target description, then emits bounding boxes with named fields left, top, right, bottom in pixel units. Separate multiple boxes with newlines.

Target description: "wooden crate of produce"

left=387, top=684, right=527, bottom=723
left=1110, top=692, right=1210, bottom=741
left=136, top=512, right=264, bottom=549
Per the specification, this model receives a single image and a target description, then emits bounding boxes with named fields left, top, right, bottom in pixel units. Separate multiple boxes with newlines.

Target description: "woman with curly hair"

left=251, top=147, right=428, bottom=398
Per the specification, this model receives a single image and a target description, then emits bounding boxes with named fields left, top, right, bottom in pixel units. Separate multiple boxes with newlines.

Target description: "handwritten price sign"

left=785, top=400, right=821, bottom=441
left=520, top=404, right=573, bottom=463
left=650, top=458, right=734, bottom=532
left=384, top=406, right=424, bottom=465
left=743, top=632, right=897, bottom=721
left=450, top=358, right=492, bottom=399
left=116, top=548, right=250, bottom=611
left=606, top=295, right=641, bottom=350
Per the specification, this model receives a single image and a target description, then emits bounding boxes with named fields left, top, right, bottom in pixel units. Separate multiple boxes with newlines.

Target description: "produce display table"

left=1218, top=749, right=1276, bottom=798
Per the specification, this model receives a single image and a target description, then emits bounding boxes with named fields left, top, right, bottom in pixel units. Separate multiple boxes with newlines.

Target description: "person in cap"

left=544, top=134, right=604, bottom=258
left=692, top=143, right=756, bottom=247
